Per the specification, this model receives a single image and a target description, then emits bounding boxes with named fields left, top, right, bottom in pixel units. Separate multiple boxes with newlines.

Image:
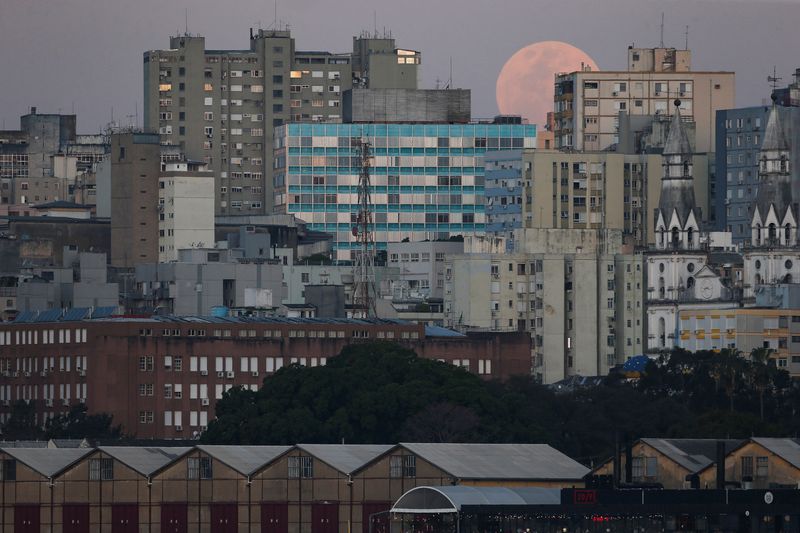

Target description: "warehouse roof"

left=99, top=446, right=192, bottom=476
left=1, top=447, right=93, bottom=478
left=298, top=444, right=394, bottom=474
left=197, top=445, right=293, bottom=476
left=641, top=438, right=743, bottom=473
left=400, top=443, right=589, bottom=481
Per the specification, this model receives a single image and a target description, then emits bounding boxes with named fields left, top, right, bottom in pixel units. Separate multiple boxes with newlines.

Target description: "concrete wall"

left=344, top=89, right=470, bottom=123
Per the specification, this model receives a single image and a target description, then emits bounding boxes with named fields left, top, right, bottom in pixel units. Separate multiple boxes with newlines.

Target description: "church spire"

left=751, top=94, right=794, bottom=247
left=654, top=100, right=701, bottom=250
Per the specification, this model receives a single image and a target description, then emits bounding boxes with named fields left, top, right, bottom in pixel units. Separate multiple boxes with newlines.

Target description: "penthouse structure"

left=0, top=310, right=532, bottom=438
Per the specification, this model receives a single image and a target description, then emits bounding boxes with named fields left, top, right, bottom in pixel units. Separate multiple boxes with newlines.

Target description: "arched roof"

left=390, top=485, right=561, bottom=514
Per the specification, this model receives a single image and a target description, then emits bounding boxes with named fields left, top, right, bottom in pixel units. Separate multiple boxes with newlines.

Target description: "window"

left=188, top=457, right=212, bottom=479
left=89, top=458, right=114, bottom=480
left=631, top=456, right=643, bottom=479
left=390, top=455, right=416, bottom=478
left=0, top=459, right=16, bottom=481
left=741, top=456, right=753, bottom=478
left=288, top=456, right=313, bottom=478
left=756, top=456, right=768, bottom=478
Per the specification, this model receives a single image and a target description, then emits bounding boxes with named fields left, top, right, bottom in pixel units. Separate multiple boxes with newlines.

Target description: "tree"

left=748, top=347, right=775, bottom=421
left=45, top=404, right=122, bottom=440
left=1, top=400, right=43, bottom=441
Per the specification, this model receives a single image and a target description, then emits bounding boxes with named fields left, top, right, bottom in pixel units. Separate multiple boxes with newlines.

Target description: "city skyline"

left=1, top=0, right=798, bottom=132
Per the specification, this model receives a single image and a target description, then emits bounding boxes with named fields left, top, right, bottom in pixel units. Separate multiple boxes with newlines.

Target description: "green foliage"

left=203, top=344, right=800, bottom=465
left=0, top=401, right=122, bottom=442
left=45, top=404, right=123, bottom=440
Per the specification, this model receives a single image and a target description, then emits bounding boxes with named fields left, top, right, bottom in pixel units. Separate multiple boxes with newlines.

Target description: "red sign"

left=573, top=489, right=598, bottom=505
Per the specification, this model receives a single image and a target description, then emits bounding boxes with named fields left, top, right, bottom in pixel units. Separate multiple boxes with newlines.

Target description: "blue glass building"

left=715, top=105, right=800, bottom=243
left=273, top=122, right=536, bottom=259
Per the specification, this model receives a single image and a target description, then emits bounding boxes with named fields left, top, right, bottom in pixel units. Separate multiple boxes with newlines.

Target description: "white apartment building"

left=158, top=161, right=215, bottom=262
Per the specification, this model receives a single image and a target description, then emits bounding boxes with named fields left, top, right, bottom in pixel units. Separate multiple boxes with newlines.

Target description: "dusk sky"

left=1, top=0, right=798, bottom=133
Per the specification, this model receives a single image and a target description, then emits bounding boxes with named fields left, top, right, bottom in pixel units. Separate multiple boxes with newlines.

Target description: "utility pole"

left=352, top=138, right=377, bottom=317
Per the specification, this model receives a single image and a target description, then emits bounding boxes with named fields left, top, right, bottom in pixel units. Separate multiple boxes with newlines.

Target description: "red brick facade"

left=0, top=318, right=531, bottom=438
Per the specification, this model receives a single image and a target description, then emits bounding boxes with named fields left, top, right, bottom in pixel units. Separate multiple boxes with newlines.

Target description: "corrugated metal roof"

left=391, top=485, right=561, bottom=513
left=99, top=446, right=192, bottom=476
left=642, top=438, right=742, bottom=473
left=399, top=443, right=589, bottom=480
left=297, top=444, right=394, bottom=474
left=1, top=447, right=93, bottom=477
left=196, top=445, right=292, bottom=475
left=751, top=438, right=800, bottom=470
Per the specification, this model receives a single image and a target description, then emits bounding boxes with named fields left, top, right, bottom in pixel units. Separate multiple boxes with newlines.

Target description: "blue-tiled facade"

left=273, top=123, right=536, bottom=259
left=484, top=150, right=523, bottom=251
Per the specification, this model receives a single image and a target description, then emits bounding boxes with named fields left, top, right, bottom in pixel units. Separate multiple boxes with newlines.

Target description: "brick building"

left=0, top=310, right=532, bottom=438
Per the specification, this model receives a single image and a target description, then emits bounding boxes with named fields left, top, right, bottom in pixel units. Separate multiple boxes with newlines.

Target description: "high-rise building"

left=514, top=149, right=712, bottom=248
left=273, top=120, right=536, bottom=260
left=443, top=229, right=643, bottom=383
left=553, top=47, right=734, bottom=153
left=0, top=108, right=77, bottom=205
left=715, top=80, right=800, bottom=242
left=143, top=31, right=419, bottom=216
left=110, top=133, right=161, bottom=268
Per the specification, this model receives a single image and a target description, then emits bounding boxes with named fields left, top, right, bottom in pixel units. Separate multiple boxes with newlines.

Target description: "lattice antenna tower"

left=352, top=138, right=377, bottom=317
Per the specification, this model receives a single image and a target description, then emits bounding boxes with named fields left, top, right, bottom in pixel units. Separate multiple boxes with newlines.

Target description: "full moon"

left=496, top=41, right=598, bottom=127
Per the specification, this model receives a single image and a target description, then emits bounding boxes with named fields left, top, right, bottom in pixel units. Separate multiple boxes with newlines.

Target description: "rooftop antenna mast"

left=684, top=25, right=689, bottom=50
left=659, top=12, right=665, bottom=48
left=768, top=66, right=782, bottom=93
left=352, top=137, right=377, bottom=318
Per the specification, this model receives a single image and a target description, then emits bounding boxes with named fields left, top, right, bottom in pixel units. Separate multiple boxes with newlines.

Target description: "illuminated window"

left=290, top=71, right=303, bottom=79
left=159, top=84, right=172, bottom=92
left=204, top=83, right=213, bottom=91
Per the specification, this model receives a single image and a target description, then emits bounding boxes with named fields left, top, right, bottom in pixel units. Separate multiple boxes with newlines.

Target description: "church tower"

left=654, top=100, right=702, bottom=250
left=751, top=96, right=794, bottom=247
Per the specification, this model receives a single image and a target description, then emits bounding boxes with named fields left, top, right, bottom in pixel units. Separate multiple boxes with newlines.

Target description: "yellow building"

left=678, top=307, right=800, bottom=376
left=698, top=438, right=800, bottom=489
left=592, top=438, right=741, bottom=489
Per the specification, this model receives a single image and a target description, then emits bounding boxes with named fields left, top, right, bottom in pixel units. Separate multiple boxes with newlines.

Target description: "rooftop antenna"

left=352, top=138, right=377, bottom=318
left=373, top=10, right=377, bottom=38
left=684, top=25, right=689, bottom=50
left=184, top=8, right=188, bottom=35
left=768, top=66, right=782, bottom=95
left=659, top=12, right=665, bottom=48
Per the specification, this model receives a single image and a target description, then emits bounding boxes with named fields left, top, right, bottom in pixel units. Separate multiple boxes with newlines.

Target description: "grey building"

left=386, top=240, right=463, bottom=301
left=132, top=248, right=283, bottom=316
left=16, top=249, right=118, bottom=312
left=0, top=108, right=77, bottom=205
left=143, top=30, right=419, bottom=216
left=715, top=104, right=800, bottom=241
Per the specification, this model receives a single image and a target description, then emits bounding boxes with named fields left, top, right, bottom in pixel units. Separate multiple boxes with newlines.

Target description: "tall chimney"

left=612, top=431, right=620, bottom=488
left=716, top=440, right=726, bottom=489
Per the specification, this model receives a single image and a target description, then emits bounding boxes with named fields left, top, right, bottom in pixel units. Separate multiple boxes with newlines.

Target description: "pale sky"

left=0, top=0, right=798, bottom=133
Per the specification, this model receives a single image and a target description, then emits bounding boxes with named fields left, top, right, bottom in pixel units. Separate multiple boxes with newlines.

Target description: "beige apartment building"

left=520, top=149, right=709, bottom=247
left=554, top=47, right=734, bottom=153
left=158, top=161, right=215, bottom=262
left=143, top=30, right=419, bottom=216
left=444, top=229, right=644, bottom=384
